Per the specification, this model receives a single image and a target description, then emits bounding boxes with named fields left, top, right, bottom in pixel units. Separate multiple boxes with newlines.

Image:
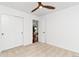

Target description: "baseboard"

left=46, top=41, right=79, bottom=54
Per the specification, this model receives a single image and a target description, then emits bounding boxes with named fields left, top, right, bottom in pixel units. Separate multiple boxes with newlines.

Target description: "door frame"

left=32, top=20, right=39, bottom=43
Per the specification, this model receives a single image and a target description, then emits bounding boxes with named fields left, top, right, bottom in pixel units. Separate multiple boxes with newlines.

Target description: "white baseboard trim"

left=46, top=41, right=79, bottom=54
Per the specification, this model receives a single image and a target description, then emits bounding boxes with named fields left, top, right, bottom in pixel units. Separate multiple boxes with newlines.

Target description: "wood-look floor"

left=0, top=42, right=79, bottom=57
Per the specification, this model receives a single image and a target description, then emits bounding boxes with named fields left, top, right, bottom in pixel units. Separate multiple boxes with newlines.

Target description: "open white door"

left=39, top=19, right=47, bottom=43
left=0, top=14, right=24, bottom=51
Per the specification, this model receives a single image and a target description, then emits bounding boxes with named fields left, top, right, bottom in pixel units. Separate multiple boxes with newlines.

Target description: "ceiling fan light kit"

left=39, top=6, right=43, bottom=9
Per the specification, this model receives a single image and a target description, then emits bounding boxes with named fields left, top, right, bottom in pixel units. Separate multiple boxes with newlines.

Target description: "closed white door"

left=0, top=15, right=24, bottom=51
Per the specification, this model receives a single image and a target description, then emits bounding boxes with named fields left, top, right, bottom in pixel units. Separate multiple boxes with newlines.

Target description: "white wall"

left=0, top=5, right=39, bottom=46
left=39, top=5, right=79, bottom=53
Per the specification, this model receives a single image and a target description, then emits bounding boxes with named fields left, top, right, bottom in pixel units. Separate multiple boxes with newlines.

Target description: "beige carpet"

left=0, top=42, right=79, bottom=57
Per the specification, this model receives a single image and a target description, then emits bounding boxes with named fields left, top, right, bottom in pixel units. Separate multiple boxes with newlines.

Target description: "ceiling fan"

left=31, top=2, right=55, bottom=12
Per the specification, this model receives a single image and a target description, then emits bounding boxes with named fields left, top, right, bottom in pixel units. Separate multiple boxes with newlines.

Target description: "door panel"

left=0, top=15, right=23, bottom=51
left=39, top=19, right=47, bottom=43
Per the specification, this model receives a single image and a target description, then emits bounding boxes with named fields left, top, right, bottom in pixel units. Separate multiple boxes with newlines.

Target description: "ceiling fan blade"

left=43, top=5, right=55, bottom=9
left=31, top=6, right=39, bottom=12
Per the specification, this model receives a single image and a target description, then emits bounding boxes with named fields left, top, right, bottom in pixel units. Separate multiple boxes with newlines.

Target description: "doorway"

left=32, top=20, right=38, bottom=43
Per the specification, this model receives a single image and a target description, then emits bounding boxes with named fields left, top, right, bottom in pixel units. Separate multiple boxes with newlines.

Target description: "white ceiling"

left=0, top=2, right=79, bottom=16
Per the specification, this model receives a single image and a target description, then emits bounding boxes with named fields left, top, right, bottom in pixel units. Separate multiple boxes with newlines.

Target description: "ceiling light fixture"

left=39, top=6, right=42, bottom=8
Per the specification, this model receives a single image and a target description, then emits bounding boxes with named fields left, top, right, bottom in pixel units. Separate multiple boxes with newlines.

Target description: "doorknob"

left=43, top=32, right=45, bottom=33
left=21, top=32, right=23, bottom=34
left=1, top=33, right=6, bottom=39
left=1, top=33, right=4, bottom=35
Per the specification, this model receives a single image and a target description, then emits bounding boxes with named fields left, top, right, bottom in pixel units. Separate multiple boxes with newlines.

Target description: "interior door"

left=41, top=20, right=47, bottom=43
left=39, top=19, right=47, bottom=43
left=0, top=15, right=24, bottom=51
